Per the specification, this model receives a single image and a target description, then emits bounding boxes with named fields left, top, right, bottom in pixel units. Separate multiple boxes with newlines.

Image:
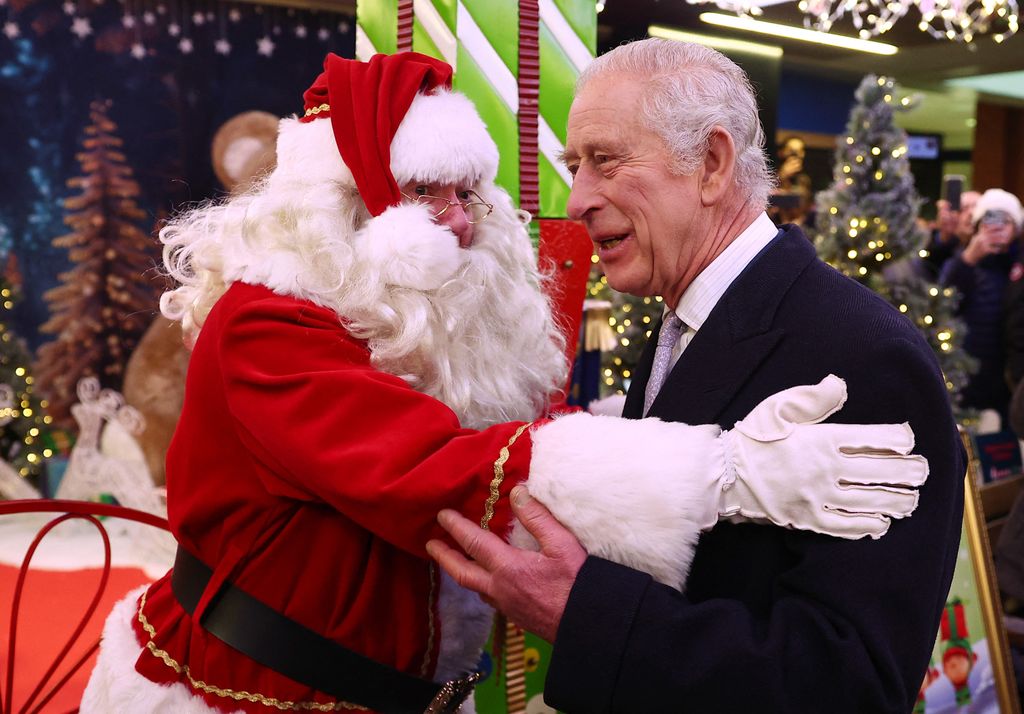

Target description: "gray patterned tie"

left=643, top=312, right=685, bottom=417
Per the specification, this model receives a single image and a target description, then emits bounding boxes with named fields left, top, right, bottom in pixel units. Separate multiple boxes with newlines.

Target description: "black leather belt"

left=170, top=547, right=479, bottom=714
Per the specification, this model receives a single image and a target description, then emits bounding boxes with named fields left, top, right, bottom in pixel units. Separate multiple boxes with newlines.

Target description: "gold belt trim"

left=480, top=423, right=531, bottom=530
left=137, top=590, right=367, bottom=711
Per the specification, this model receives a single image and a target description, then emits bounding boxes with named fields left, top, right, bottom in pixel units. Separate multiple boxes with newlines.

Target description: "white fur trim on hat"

left=353, top=202, right=466, bottom=290
left=973, top=188, right=1024, bottom=229
left=271, top=89, right=499, bottom=195
left=270, top=89, right=497, bottom=196
left=517, top=412, right=726, bottom=592
left=390, top=90, right=499, bottom=188
left=271, top=115, right=353, bottom=189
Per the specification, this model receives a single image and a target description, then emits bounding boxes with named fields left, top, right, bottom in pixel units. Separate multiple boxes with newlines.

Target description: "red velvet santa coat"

left=131, top=282, right=536, bottom=713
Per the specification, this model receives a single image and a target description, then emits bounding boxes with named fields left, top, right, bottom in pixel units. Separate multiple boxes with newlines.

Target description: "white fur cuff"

left=352, top=203, right=465, bottom=291
left=521, top=413, right=727, bottom=592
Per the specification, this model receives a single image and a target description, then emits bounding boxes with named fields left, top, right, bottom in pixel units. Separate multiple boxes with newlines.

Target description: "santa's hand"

left=714, top=375, right=928, bottom=539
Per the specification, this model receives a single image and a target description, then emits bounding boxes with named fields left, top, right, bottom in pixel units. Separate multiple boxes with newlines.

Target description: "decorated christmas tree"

left=585, top=262, right=665, bottom=396
left=0, top=254, right=53, bottom=483
left=33, top=99, right=162, bottom=429
left=814, top=75, right=976, bottom=409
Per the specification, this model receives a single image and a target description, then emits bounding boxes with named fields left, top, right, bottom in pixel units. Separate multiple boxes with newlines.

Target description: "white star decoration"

left=131, top=42, right=145, bottom=59
left=338, top=20, right=350, bottom=33
left=3, top=21, right=19, bottom=39
left=71, top=16, right=92, bottom=38
left=191, top=11, right=204, bottom=25
left=215, top=38, right=231, bottom=54
left=143, top=11, right=155, bottom=24
left=256, top=35, right=275, bottom=56
left=317, top=27, right=329, bottom=41
left=228, top=8, right=241, bottom=22
left=121, top=14, right=135, bottom=28
left=295, top=24, right=307, bottom=38
left=62, top=1, right=75, bottom=14
left=167, top=21, right=180, bottom=36
left=178, top=37, right=193, bottom=53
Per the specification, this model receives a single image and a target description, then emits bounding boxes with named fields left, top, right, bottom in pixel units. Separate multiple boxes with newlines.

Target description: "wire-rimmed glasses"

left=400, top=188, right=494, bottom=224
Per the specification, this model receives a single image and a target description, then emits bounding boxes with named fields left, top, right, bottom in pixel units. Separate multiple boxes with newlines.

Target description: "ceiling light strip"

left=698, top=12, right=899, bottom=54
left=648, top=23, right=783, bottom=56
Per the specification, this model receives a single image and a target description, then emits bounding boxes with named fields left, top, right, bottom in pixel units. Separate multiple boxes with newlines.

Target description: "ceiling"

left=597, top=0, right=1024, bottom=88
left=261, top=0, right=1021, bottom=144
left=597, top=0, right=1024, bottom=147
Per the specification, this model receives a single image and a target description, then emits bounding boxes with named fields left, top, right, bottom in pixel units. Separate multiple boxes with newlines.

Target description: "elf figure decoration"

left=940, top=597, right=978, bottom=707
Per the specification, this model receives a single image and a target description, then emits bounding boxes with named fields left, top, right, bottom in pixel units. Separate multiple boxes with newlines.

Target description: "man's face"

left=781, top=138, right=805, bottom=161
left=563, top=72, right=702, bottom=304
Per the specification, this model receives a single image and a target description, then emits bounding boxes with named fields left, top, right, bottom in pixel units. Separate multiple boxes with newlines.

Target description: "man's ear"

left=700, top=127, right=737, bottom=206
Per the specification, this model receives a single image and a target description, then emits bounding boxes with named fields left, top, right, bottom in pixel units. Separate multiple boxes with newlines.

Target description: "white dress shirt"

left=667, top=212, right=779, bottom=371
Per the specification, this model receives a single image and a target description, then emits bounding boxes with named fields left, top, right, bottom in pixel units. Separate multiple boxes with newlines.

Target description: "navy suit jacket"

left=544, top=227, right=964, bottom=713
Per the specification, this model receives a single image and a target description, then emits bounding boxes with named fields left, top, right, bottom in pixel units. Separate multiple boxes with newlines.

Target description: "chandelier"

left=690, top=0, right=1019, bottom=43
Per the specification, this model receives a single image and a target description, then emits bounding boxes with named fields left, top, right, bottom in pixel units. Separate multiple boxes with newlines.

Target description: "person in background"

left=921, top=190, right=981, bottom=280
left=941, top=188, right=1023, bottom=422
left=430, top=37, right=964, bottom=714
left=768, top=135, right=814, bottom=228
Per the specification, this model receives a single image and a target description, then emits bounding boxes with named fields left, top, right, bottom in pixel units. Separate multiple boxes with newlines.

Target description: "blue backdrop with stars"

left=0, top=0, right=354, bottom=350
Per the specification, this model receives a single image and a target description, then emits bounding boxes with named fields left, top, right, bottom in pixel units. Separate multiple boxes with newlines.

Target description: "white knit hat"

left=972, top=188, right=1024, bottom=230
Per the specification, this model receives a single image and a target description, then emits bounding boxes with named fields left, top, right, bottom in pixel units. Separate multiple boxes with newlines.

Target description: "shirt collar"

left=672, top=212, right=778, bottom=331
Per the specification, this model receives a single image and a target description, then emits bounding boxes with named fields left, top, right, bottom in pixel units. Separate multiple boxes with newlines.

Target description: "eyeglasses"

left=400, top=188, right=494, bottom=224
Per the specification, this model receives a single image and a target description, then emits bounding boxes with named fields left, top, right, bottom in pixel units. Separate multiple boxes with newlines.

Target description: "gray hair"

left=577, top=38, right=774, bottom=208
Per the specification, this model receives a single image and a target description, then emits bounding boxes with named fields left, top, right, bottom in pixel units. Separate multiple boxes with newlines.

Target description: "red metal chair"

left=0, top=499, right=170, bottom=714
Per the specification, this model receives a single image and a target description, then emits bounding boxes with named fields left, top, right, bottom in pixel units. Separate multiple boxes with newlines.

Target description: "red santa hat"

left=273, top=51, right=499, bottom=211
left=269, top=52, right=500, bottom=290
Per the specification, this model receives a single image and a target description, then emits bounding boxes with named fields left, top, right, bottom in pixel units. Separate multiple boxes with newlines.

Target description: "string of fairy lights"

left=0, top=285, right=54, bottom=479
left=587, top=263, right=666, bottom=395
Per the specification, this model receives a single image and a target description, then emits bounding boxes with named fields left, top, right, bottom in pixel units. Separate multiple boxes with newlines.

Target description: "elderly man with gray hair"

left=430, top=38, right=964, bottom=713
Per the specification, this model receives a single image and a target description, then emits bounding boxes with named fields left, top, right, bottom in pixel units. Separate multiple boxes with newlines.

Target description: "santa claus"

left=81, top=52, right=928, bottom=714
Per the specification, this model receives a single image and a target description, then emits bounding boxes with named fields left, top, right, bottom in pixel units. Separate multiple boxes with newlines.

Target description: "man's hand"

left=426, top=485, right=586, bottom=642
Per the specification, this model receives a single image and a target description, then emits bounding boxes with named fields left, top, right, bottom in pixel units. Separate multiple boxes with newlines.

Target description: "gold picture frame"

left=919, top=434, right=1022, bottom=713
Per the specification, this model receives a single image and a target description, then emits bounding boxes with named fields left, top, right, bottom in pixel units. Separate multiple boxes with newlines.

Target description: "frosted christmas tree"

left=814, top=75, right=975, bottom=410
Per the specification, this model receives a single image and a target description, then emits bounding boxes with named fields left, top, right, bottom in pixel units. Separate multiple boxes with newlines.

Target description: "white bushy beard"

left=160, top=176, right=568, bottom=428
left=336, top=190, right=568, bottom=429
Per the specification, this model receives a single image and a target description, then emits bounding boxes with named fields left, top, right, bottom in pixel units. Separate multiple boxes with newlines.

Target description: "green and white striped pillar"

left=355, top=0, right=594, bottom=218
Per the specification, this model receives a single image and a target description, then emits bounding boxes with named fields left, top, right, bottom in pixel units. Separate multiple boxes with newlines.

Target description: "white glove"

left=713, top=374, right=928, bottom=540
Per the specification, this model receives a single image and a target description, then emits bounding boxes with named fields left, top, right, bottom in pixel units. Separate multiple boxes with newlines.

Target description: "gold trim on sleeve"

left=137, top=590, right=367, bottom=712
left=480, top=423, right=531, bottom=530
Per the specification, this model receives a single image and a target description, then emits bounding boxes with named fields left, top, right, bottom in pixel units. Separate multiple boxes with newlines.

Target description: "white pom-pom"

left=354, top=203, right=466, bottom=291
